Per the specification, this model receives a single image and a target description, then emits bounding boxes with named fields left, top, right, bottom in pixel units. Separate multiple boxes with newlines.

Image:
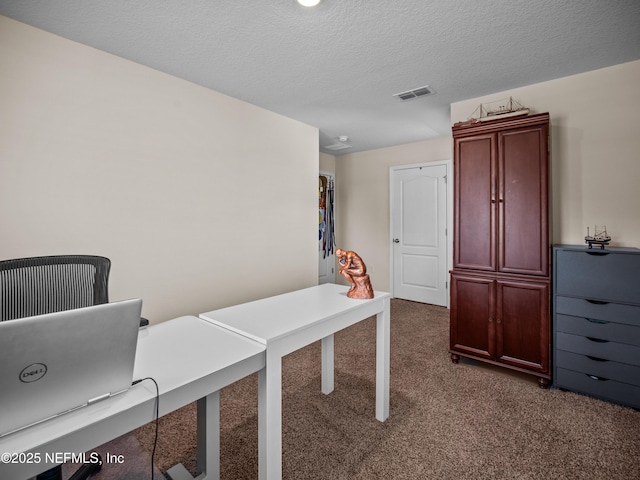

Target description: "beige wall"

left=451, top=60, right=640, bottom=248
left=335, top=137, right=452, bottom=292
left=319, top=152, right=336, bottom=175
left=0, top=16, right=319, bottom=323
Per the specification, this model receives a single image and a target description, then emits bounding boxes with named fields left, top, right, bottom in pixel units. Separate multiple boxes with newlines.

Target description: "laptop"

left=0, top=298, right=143, bottom=437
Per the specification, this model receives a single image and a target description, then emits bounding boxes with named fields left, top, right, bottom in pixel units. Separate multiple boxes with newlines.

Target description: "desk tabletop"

left=199, top=283, right=390, bottom=345
left=0, top=316, right=265, bottom=466
left=134, top=315, right=265, bottom=391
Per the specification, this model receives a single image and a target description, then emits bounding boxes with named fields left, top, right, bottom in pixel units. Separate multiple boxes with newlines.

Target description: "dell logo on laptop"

left=19, top=363, right=47, bottom=383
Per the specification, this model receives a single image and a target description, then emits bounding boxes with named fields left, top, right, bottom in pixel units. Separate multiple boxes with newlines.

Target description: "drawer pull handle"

left=586, top=336, right=608, bottom=343
left=585, top=299, right=609, bottom=305
left=586, top=355, right=609, bottom=362
left=586, top=374, right=609, bottom=381
left=586, top=318, right=609, bottom=325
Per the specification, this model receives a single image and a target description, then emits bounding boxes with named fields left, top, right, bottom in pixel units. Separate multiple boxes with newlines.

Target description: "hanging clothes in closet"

left=319, top=175, right=334, bottom=258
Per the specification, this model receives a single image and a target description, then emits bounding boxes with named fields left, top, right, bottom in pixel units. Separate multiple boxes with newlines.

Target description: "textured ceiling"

left=1, top=1, right=639, bottom=155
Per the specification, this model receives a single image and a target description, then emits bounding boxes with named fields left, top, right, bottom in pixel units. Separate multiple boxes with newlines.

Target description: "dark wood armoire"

left=449, top=112, right=551, bottom=388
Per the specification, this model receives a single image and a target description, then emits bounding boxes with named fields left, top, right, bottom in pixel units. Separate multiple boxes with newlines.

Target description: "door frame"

left=389, top=160, right=453, bottom=307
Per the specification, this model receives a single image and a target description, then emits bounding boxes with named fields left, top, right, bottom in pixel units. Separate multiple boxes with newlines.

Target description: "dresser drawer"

left=555, top=367, right=640, bottom=408
left=555, top=350, right=640, bottom=385
left=556, top=332, right=640, bottom=366
left=555, top=250, right=640, bottom=303
left=555, top=296, right=640, bottom=328
left=556, top=313, right=640, bottom=346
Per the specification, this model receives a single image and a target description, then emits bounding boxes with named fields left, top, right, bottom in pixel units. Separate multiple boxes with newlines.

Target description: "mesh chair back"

left=0, top=255, right=110, bottom=321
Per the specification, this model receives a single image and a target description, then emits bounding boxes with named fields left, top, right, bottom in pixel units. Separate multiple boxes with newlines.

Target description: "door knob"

left=393, top=238, right=400, bottom=243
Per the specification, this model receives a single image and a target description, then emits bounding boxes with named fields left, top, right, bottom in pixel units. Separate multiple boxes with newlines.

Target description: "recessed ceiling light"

left=298, top=0, right=321, bottom=7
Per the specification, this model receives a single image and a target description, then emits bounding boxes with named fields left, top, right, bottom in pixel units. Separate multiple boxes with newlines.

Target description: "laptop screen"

left=0, top=298, right=142, bottom=437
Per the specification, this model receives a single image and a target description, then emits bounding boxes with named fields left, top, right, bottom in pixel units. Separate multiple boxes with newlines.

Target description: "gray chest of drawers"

left=553, top=245, right=640, bottom=409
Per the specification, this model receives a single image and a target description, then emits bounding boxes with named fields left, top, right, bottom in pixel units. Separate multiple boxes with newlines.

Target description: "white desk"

left=199, top=283, right=391, bottom=480
left=0, top=315, right=265, bottom=480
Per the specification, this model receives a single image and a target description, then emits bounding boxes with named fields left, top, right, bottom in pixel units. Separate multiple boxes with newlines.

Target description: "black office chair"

left=0, top=254, right=147, bottom=480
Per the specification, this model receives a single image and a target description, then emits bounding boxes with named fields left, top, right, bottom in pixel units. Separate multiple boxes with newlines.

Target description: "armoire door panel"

left=450, top=274, right=495, bottom=360
left=496, top=280, right=550, bottom=373
left=498, top=125, right=549, bottom=276
left=454, top=134, right=496, bottom=271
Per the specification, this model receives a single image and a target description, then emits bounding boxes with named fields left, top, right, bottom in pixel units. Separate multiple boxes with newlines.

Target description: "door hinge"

left=443, top=174, right=447, bottom=184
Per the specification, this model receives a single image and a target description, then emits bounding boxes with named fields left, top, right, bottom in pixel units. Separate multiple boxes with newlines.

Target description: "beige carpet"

left=79, top=299, right=640, bottom=479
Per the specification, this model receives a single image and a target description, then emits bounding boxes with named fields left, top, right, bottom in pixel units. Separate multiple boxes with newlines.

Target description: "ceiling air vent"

left=393, top=85, right=436, bottom=101
left=324, top=142, right=352, bottom=151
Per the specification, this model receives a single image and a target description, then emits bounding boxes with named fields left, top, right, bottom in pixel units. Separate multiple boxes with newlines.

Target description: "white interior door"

left=391, top=163, right=448, bottom=305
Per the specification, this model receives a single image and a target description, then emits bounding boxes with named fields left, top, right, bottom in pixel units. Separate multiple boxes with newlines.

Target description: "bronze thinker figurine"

left=336, top=248, right=374, bottom=299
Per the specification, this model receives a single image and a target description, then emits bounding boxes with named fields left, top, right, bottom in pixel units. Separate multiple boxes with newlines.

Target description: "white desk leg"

left=321, top=334, right=335, bottom=394
left=167, top=391, right=220, bottom=480
left=258, top=351, right=282, bottom=480
left=197, top=392, right=220, bottom=479
left=376, top=297, right=390, bottom=422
